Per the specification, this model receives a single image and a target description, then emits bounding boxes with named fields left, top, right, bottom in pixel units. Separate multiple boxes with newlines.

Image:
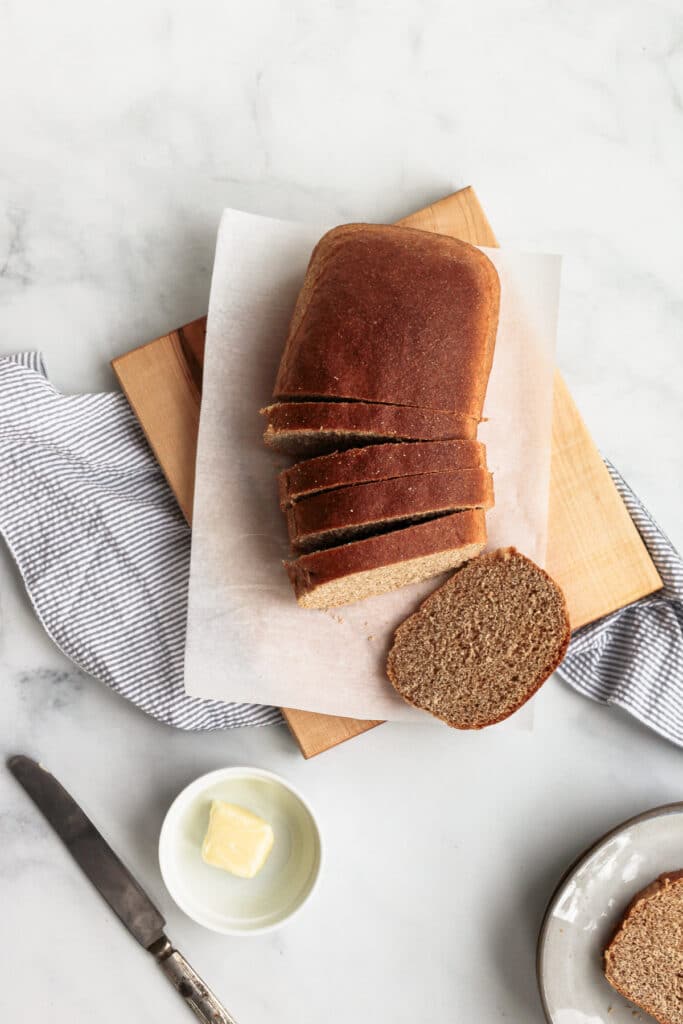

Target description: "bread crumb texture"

left=605, top=872, right=683, bottom=1024
left=386, top=548, right=570, bottom=728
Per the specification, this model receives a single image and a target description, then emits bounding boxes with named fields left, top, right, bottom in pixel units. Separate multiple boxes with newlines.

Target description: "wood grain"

left=397, top=189, right=498, bottom=246
left=112, top=186, right=661, bottom=757
left=547, top=371, right=661, bottom=627
left=282, top=708, right=382, bottom=758
left=112, top=323, right=204, bottom=523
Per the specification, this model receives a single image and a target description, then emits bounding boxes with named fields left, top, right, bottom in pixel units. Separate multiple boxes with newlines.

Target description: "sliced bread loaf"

left=387, top=548, right=570, bottom=728
left=278, top=439, right=487, bottom=508
left=262, top=401, right=478, bottom=457
left=604, top=871, right=683, bottom=1024
left=273, top=223, right=500, bottom=416
left=285, top=509, right=487, bottom=609
left=287, top=469, right=494, bottom=553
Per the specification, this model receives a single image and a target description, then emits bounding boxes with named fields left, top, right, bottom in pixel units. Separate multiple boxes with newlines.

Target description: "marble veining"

left=0, top=1, right=682, bottom=1021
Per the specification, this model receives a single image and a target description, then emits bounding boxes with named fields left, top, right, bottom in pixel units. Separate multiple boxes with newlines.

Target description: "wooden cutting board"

left=112, top=187, right=662, bottom=758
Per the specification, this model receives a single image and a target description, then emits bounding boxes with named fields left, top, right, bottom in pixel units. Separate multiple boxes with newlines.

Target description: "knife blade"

left=8, top=755, right=238, bottom=1024
left=9, top=753, right=166, bottom=947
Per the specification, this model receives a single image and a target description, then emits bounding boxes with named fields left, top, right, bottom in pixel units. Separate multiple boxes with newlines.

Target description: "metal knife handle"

left=151, top=939, right=238, bottom=1024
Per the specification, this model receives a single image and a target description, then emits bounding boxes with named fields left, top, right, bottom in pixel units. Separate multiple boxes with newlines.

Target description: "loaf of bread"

left=278, top=439, right=487, bottom=508
left=262, top=400, right=478, bottom=457
left=285, top=509, right=487, bottom=609
left=387, top=549, right=570, bottom=728
left=273, top=223, right=500, bottom=417
left=265, top=221, right=502, bottom=608
left=287, top=470, right=494, bottom=553
left=604, top=871, right=683, bottom=1024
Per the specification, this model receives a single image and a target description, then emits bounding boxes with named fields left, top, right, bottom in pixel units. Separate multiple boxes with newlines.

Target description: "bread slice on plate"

left=273, top=223, right=500, bottom=417
left=387, top=548, right=570, bottom=728
left=262, top=401, right=478, bottom=457
left=278, top=439, right=487, bottom=508
left=287, top=469, right=494, bottom=553
left=604, top=871, right=683, bottom=1024
left=285, top=509, right=487, bottom=609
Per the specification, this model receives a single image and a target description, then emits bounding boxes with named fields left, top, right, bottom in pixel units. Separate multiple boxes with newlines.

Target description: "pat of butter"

left=201, top=800, right=274, bottom=879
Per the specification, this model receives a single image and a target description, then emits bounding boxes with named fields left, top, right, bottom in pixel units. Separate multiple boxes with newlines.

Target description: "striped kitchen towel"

left=0, top=353, right=281, bottom=730
left=558, top=462, right=683, bottom=746
left=0, top=354, right=681, bottom=743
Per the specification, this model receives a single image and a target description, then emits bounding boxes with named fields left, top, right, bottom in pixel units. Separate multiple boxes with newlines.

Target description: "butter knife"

left=8, top=755, right=238, bottom=1024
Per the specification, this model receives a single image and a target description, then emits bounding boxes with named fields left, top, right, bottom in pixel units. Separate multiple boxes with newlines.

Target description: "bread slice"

left=287, top=469, right=494, bottom=553
left=604, top=871, right=683, bottom=1024
left=262, top=401, right=478, bottom=457
left=387, top=548, right=570, bottom=728
left=273, top=223, right=500, bottom=417
left=278, top=439, right=487, bottom=508
left=285, top=509, right=487, bottom=609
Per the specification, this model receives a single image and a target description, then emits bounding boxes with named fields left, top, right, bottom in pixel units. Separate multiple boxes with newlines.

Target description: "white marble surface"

left=1, top=2, right=682, bottom=1022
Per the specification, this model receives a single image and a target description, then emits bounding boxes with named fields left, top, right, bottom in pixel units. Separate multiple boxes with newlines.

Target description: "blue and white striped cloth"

left=0, top=353, right=281, bottom=730
left=558, top=462, right=683, bottom=745
left=0, top=353, right=680, bottom=743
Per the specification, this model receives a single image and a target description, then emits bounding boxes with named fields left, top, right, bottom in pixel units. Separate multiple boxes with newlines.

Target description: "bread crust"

left=262, top=400, right=478, bottom=455
left=604, top=871, right=683, bottom=1024
left=273, top=223, right=500, bottom=416
left=278, top=439, right=487, bottom=508
left=386, top=548, right=571, bottom=729
left=287, top=470, right=494, bottom=552
left=285, top=509, right=487, bottom=600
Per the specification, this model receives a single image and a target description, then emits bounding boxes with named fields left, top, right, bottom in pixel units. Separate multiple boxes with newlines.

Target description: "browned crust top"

left=287, top=470, right=494, bottom=550
left=273, top=223, right=500, bottom=415
left=278, top=439, right=487, bottom=508
left=262, top=401, right=478, bottom=439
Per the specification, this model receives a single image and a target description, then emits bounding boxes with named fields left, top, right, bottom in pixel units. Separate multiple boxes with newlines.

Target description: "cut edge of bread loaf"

left=604, top=871, right=683, bottom=1024
left=285, top=508, right=487, bottom=610
left=386, top=548, right=570, bottom=729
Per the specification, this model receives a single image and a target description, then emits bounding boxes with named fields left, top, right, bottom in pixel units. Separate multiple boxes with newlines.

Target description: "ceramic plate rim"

left=536, top=799, right=683, bottom=1022
left=158, top=765, right=323, bottom=936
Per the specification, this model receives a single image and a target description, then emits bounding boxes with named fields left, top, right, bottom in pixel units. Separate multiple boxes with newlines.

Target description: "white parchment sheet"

left=184, top=210, right=561, bottom=720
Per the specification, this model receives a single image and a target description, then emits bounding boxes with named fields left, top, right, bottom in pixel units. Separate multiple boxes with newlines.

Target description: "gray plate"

left=537, top=802, right=683, bottom=1024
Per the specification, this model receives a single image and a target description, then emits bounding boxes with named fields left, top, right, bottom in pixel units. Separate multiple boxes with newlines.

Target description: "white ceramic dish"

left=159, top=766, right=322, bottom=935
left=537, top=801, right=683, bottom=1023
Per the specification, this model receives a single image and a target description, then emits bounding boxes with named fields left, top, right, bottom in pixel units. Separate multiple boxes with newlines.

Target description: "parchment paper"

left=184, top=210, right=561, bottom=720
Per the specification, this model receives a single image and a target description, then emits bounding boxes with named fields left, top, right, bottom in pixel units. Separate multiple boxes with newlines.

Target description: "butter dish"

left=159, top=766, right=322, bottom=935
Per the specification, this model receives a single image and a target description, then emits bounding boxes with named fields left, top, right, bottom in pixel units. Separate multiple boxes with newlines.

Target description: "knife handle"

left=152, top=939, right=238, bottom=1024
